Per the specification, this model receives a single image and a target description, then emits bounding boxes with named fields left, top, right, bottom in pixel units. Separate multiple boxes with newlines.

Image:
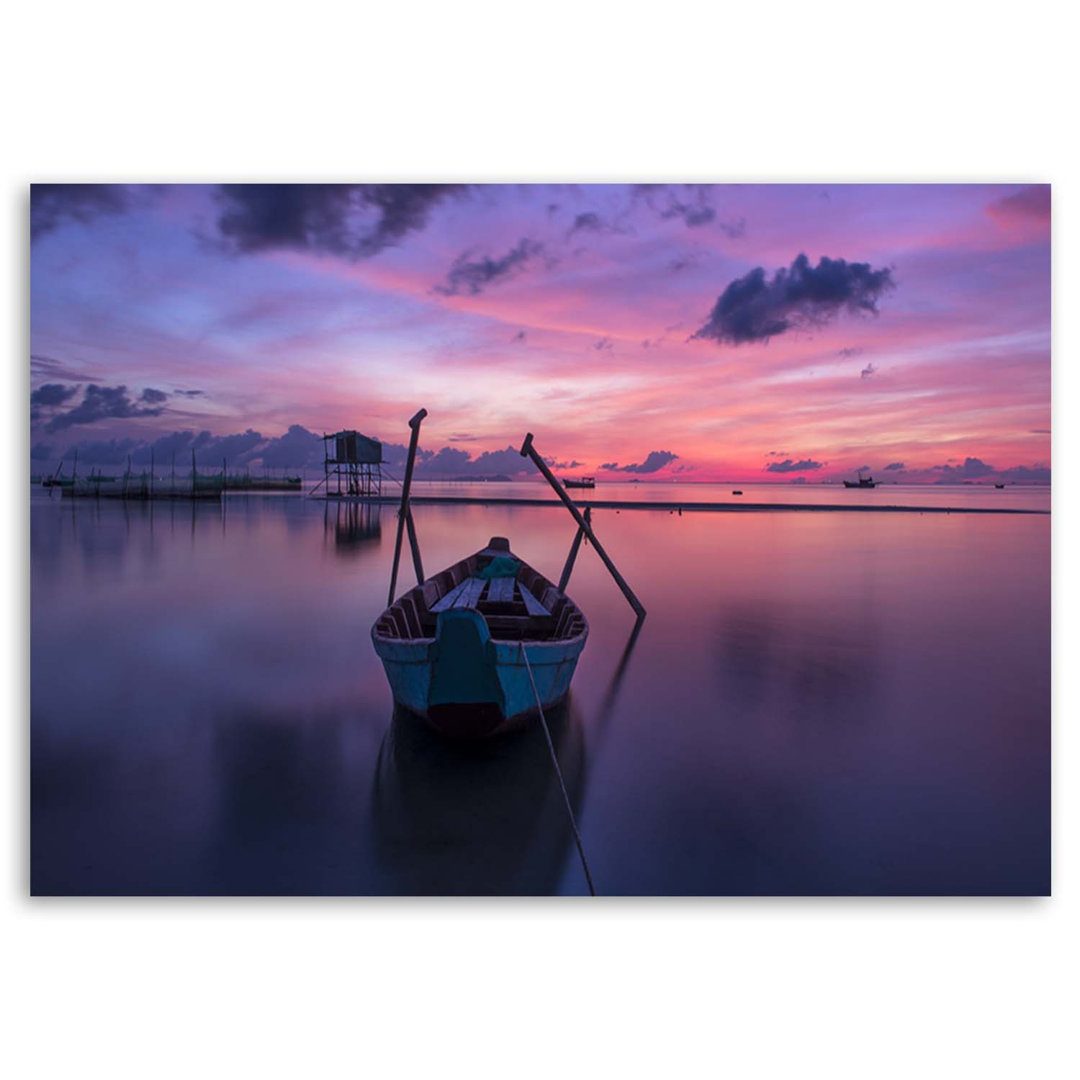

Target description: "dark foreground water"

left=30, top=490, right=1050, bottom=895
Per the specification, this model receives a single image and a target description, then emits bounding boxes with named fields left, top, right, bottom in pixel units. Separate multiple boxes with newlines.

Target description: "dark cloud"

left=249, top=425, right=319, bottom=469
left=566, top=211, right=629, bottom=240
left=593, top=337, right=613, bottom=351
left=1029, top=428, right=1050, bottom=435
left=31, top=184, right=132, bottom=241
left=568, top=212, right=605, bottom=236
left=31, top=442, right=55, bottom=461
left=434, top=238, right=544, bottom=296
left=999, top=464, right=1051, bottom=483
left=412, top=445, right=538, bottom=479
left=931, top=456, right=996, bottom=480
left=860, top=362, right=876, bottom=378
left=838, top=346, right=863, bottom=358
left=175, top=389, right=206, bottom=397
left=214, top=184, right=466, bottom=259
left=448, top=433, right=479, bottom=442
left=544, top=457, right=583, bottom=470
left=599, top=450, right=679, bottom=474
left=31, top=382, right=80, bottom=422
left=511, top=330, right=527, bottom=344
left=61, top=438, right=144, bottom=465
left=692, top=254, right=895, bottom=346
left=764, top=458, right=823, bottom=473
left=636, top=184, right=745, bottom=236
left=40, top=424, right=328, bottom=470
left=987, top=185, right=1050, bottom=225
left=30, top=383, right=79, bottom=408
left=140, top=387, right=169, bottom=404
left=661, top=200, right=716, bottom=228
left=883, top=461, right=906, bottom=471
left=44, top=384, right=167, bottom=432
left=925, top=458, right=1049, bottom=484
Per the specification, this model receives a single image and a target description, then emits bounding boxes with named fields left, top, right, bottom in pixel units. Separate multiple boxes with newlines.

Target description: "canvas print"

left=29, top=183, right=1050, bottom=895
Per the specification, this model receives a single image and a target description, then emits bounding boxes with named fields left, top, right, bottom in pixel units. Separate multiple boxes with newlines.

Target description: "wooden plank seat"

left=431, top=575, right=488, bottom=613
left=517, top=581, right=550, bottom=616
left=485, top=575, right=515, bottom=604
left=430, top=578, right=471, bottom=612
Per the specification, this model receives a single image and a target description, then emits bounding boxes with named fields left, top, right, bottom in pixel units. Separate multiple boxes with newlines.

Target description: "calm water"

left=406, top=479, right=1052, bottom=513
left=30, top=489, right=1050, bottom=895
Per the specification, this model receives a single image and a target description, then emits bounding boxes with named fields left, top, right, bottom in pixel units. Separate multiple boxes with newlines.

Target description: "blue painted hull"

left=372, top=626, right=586, bottom=736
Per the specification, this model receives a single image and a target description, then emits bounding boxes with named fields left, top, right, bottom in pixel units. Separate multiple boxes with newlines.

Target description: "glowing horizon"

left=30, top=183, right=1051, bottom=483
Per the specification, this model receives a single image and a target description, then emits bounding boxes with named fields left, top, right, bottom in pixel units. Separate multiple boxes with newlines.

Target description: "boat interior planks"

left=517, top=581, right=550, bottom=616
left=486, top=575, right=516, bottom=604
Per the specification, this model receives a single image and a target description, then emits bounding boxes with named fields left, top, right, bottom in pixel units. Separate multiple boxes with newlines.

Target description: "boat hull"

left=372, top=624, right=586, bottom=738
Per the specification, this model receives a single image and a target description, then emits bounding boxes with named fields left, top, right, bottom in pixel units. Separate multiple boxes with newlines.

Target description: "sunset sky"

left=29, top=183, right=1051, bottom=482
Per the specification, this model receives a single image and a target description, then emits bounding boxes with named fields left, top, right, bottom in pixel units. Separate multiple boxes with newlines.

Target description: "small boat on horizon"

left=843, top=473, right=877, bottom=489
left=562, top=476, right=595, bottom=489
left=372, top=537, right=589, bottom=739
left=995, top=483, right=1006, bottom=489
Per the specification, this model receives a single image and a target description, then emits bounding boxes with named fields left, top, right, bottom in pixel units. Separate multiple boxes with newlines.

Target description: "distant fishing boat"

left=995, top=483, right=1005, bottom=489
left=562, top=476, right=595, bottom=489
left=843, top=473, right=876, bottom=489
left=372, top=537, right=589, bottom=739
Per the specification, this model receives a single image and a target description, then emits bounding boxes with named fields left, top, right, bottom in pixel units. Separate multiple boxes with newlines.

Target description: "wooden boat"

left=562, top=476, right=595, bottom=489
left=843, top=474, right=876, bottom=489
left=995, top=483, right=1005, bottom=489
left=372, top=537, right=589, bottom=739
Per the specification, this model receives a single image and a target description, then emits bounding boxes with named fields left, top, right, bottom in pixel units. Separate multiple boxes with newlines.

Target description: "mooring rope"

left=518, top=642, right=597, bottom=896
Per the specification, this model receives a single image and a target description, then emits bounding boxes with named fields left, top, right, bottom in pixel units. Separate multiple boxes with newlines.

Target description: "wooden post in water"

left=521, top=433, right=645, bottom=618
left=388, top=408, right=428, bottom=605
left=558, top=505, right=590, bottom=592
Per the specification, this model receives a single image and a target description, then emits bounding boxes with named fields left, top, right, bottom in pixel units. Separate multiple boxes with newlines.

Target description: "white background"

left=3, top=3, right=1076, bottom=1077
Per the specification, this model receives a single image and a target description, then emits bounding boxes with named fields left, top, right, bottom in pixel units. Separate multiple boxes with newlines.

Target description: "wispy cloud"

left=434, top=238, right=545, bottom=296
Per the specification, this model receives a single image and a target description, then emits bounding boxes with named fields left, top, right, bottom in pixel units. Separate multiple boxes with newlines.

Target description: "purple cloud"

left=693, top=254, right=895, bottom=346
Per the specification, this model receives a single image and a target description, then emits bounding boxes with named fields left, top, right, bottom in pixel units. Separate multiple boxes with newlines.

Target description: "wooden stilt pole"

left=559, top=521, right=586, bottom=592
left=520, top=433, right=645, bottom=617
left=405, top=509, right=424, bottom=586
left=388, top=409, right=427, bottom=605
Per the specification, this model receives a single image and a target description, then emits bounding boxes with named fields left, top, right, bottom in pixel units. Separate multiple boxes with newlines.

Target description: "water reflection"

left=371, top=703, right=587, bottom=895
left=30, top=492, right=1050, bottom=895
left=200, top=707, right=372, bottom=895
left=715, top=602, right=880, bottom=724
left=324, top=500, right=382, bottom=556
